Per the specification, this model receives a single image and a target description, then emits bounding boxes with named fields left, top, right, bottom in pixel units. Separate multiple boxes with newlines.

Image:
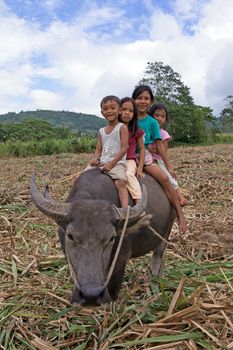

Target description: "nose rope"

left=66, top=214, right=208, bottom=299
left=67, top=256, right=80, bottom=290
left=103, top=205, right=130, bottom=290
left=63, top=228, right=81, bottom=290
left=66, top=205, right=130, bottom=293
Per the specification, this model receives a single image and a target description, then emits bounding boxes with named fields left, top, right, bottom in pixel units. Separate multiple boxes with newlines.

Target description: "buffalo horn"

left=30, top=173, right=71, bottom=224
left=113, top=184, right=147, bottom=220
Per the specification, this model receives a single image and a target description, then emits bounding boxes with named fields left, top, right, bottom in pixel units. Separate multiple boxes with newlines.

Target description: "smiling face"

left=101, top=99, right=120, bottom=123
left=134, top=90, right=152, bottom=118
left=120, top=100, right=134, bottom=125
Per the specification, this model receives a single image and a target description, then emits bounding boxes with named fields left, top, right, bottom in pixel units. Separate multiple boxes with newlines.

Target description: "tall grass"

left=0, top=133, right=232, bottom=158
left=214, top=133, right=233, bottom=144
left=0, top=137, right=97, bottom=157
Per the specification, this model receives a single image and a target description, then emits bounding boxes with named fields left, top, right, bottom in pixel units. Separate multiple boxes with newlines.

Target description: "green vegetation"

left=0, top=118, right=97, bottom=157
left=214, top=133, right=233, bottom=144
left=0, top=118, right=75, bottom=142
left=218, top=95, right=233, bottom=133
left=0, top=109, right=105, bottom=135
left=138, top=61, right=216, bottom=144
left=0, top=62, right=232, bottom=158
left=0, top=137, right=96, bottom=157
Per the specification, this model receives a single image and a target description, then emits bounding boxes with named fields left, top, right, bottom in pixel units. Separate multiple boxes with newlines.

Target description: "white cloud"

left=149, top=10, right=182, bottom=40
left=173, top=0, right=205, bottom=21
left=0, top=0, right=232, bottom=117
left=30, top=89, right=65, bottom=109
left=44, top=0, right=63, bottom=10
left=195, top=0, right=233, bottom=40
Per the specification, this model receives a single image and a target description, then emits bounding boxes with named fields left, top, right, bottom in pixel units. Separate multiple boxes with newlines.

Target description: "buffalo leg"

left=151, top=241, right=167, bottom=277
left=108, top=267, right=125, bottom=301
left=107, top=251, right=130, bottom=301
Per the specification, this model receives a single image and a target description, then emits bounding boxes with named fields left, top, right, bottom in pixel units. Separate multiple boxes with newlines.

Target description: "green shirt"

left=138, top=115, right=162, bottom=148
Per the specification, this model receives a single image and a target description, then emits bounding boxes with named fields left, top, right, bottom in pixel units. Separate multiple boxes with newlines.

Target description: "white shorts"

left=84, top=163, right=127, bottom=181
left=136, top=150, right=153, bottom=166
left=156, top=159, right=179, bottom=189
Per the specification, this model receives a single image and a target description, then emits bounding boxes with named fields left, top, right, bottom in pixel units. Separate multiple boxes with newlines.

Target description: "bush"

left=0, top=136, right=97, bottom=158
left=69, top=137, right=96, bottom=153
left=2, top=118, right=76, bottom=142
left=214, top=133, right=233, bottom=144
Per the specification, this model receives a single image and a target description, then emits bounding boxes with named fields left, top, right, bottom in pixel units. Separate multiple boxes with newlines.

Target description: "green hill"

left=0, top=110, right=106, bottom=134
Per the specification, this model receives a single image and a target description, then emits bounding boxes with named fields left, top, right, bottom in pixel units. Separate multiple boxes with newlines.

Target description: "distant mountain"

left=0, top=110, right=106, bottom=134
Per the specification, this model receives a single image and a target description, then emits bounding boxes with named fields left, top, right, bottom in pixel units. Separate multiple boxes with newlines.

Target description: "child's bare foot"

left=179, top=197, right=189, bottom=206
left=178, top=215, right=188, bottom=234
left=177, top=189, right=189, bottom=207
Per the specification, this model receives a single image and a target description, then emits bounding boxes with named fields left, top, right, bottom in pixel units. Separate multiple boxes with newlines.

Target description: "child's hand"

left=148, top=144, right=157, bottom=153
left=90, top=158, right=100, bottom=166
left=102, top=161, right=114, bottom=172
left=136, top=168, right=145, bottom=178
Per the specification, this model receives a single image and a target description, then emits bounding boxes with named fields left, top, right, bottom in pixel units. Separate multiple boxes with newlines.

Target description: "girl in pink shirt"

left=149, top=103, right=188, bottom=206
left=119, top=97, right=145, bottom=203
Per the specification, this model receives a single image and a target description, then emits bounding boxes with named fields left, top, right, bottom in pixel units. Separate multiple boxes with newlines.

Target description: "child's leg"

left=115, top=179, right=129, bottom=208
left=126, top=160, right=142, bottom=203
left=144, top=164, right=187, bottom=234
left=157, top=160, right=188, bottom=206
left=107, top=163, right=128, bottom=208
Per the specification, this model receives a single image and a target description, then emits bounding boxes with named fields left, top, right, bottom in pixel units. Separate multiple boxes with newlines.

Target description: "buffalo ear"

left=125, top=214, right=152, bottom=236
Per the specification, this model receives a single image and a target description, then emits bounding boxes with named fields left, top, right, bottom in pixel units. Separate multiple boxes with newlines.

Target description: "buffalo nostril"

left=79, top=285, right=105, bottom=306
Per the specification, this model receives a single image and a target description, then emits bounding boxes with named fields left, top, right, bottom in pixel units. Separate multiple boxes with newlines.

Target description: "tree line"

left=0, top=118, right=75, bottom=143
left=0, top=61, right=232, bottom=157
left=0, top=110, right=105, bottom=138
left=139, top=61, right=232, bottom=143
left=0, top=119, right=98, bottom=157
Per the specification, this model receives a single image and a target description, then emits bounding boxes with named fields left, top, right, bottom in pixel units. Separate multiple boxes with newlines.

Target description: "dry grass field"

left=0, top=144, right=233, bottom=349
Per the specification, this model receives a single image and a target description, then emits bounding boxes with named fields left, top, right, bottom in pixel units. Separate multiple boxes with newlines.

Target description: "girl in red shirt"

left=119, top=97, right=145, bottom=203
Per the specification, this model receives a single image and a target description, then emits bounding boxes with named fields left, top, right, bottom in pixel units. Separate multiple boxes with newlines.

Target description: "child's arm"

left=136, top=135, right=145, bottom=178
left=163, top=139, right=169, bottom=153
left=103, top=124, right=128, bottom=171
left=90, top=131, right=102, bottom=166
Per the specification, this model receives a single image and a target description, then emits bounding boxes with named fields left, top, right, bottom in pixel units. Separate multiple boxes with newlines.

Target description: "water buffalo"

left=30, top=168, right=176, bottom=306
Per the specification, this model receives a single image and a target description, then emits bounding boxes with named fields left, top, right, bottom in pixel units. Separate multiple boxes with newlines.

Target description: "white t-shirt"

left=100, top=123, right=126, bottom=165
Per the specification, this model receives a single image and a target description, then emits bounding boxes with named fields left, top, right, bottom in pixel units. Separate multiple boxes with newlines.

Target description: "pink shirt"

left=127, top=128, right=144, bottom=160
left=152, top=128, right=171, bottom=161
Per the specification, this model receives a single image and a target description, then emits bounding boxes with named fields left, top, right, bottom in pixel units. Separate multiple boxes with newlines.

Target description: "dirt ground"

left=1, top=144, right=232, bottom=254
left=0, top=144, right=233, bottom=349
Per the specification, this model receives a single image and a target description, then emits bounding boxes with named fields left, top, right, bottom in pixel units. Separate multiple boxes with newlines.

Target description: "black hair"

left=100, top=95, right=121, bottom=108
left=119, top=97, right=138, bottom=137
left=132, top=85, right=154, bottom=101
left=149, top=103, right=169, bottom=123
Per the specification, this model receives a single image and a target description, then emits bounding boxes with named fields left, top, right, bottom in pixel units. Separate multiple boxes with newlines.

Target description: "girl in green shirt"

left=132, top=85, right=187, bottom=234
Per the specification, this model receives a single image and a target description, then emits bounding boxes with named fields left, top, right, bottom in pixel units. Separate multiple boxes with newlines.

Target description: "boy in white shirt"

left=90, top=95, right=129, bottom=208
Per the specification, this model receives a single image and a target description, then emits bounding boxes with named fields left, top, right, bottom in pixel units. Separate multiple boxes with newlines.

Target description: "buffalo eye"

left=67, top=233, right=74, bottom=241
left=109, top=236, right=115, bottom=244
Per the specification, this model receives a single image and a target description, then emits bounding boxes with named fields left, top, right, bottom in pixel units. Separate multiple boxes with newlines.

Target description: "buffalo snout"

left=71, top=284, right=111, bottom=306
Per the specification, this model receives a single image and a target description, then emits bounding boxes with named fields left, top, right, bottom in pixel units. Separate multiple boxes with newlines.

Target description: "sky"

left=0, top=0, right=233, bottom=118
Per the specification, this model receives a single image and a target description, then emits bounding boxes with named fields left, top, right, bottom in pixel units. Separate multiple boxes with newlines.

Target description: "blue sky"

left=0, top=0, right=233, bottom=116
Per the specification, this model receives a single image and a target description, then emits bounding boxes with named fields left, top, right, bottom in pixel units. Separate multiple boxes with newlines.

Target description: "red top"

left=127, top=128, right=144, bottom=159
